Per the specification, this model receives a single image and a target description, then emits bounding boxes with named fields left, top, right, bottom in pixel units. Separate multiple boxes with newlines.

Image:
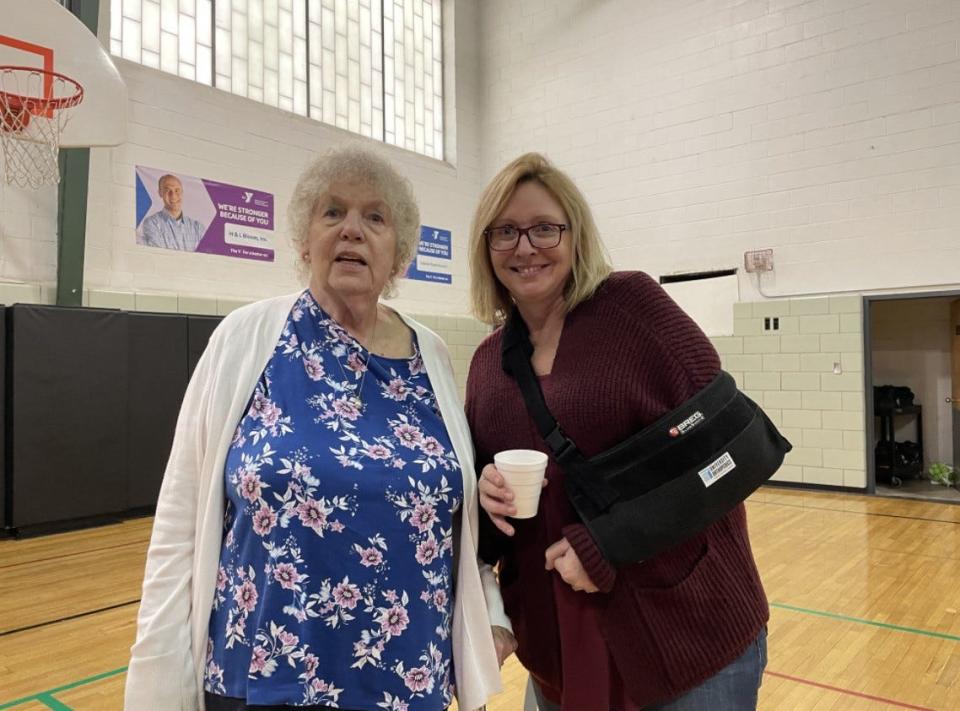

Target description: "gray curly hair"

left=288, top=145, right=421, bottom=296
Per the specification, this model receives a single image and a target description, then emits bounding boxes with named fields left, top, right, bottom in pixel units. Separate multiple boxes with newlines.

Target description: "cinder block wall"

left=407, top=313, right=490, bottom=397
left=711, top=295, right=866, bottom=488
left=477, top=0, right=960, bottom=298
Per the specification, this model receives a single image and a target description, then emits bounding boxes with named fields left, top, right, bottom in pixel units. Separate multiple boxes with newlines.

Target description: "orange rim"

left=0, top=66, right=84, bottom=117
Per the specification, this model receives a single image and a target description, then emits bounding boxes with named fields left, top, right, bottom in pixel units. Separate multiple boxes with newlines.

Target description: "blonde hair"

left=288, top=145, right=420, bottom=297
left=469, top=152, right=612, bottom=324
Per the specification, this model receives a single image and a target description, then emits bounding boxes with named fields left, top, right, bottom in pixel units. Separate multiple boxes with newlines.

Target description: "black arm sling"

left=500, top=309, right=792, bottom=564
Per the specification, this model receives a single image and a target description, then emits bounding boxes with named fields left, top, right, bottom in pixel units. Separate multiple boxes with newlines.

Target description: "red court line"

left=764, top=670, right=936, bottom=710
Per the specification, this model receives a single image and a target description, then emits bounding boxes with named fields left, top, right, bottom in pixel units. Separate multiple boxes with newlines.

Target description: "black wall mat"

left=187, top=315, right=223, bottom=375
left=127, top=312, right=190, bottom=509
left=1, top=306, right=6, bottom=530
left=3, top=308, right=225, bottom=531
left=10, top=305, right=129, bottom=528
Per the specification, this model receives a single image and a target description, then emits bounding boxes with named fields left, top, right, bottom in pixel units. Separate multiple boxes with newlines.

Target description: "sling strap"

left=500, top=308, right=792, bottom=560
left=501, top=309, right=621, bottom=517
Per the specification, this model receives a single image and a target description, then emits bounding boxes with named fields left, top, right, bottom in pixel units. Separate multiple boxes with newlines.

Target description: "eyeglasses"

left=483, top=222, right=567, bottom=251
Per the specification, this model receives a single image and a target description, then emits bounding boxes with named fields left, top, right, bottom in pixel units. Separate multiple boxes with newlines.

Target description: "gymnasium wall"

left=0, top=0, right=485, bottom=318
left=5, top=1, right=960, bottom=317
left=3, top=1, right=960, bottom=477
left=476, top=0, right=960, bottom=303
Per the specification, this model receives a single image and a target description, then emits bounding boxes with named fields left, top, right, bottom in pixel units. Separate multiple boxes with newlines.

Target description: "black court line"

left=0, top=539, right=149, bottom=571
left=751, top=498, right=960, bottom=526
left=0, top=599, right=141, bottom=638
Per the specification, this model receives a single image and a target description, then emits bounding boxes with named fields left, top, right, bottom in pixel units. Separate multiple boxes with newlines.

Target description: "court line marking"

left=0, top=539, right=148, bottom=571
left=0, top=664, right=940, bottom=711
left=0, top=600, right=140, bottom=638
left=35, top=694, right=71, bottom=710
left=2, top=599, right=957, bottom=708
left=0, top=498, right=950, bottom=710
left=764, top=670, right=936, bottom=710
left=750, top=498, right=960, bottom=527
left=771, top=602, right=960, bottom=642
left=0, top=667, right=126, bottom=710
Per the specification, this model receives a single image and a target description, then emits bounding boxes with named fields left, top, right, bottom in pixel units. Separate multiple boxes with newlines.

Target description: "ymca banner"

left=405, top=225, right=452, bottom=284
left=135, top=165, right=275, bottom=262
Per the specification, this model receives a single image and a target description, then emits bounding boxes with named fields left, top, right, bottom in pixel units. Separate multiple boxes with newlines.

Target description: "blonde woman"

left=466, top=153, right=768, bottom=711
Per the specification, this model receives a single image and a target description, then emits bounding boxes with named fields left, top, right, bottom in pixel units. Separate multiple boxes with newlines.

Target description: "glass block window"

left=383, top=0, right=442, bottom=158
left=109, top=0, right=213, bottom=81
left=110, top=0, right=444, bottom=159
left=307, top=0, right=382, bottom=139
left=213, top=0, right=306, bottom=114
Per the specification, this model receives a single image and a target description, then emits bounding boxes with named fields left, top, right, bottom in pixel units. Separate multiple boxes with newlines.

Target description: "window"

left=110, top=0, right=444, bottom=160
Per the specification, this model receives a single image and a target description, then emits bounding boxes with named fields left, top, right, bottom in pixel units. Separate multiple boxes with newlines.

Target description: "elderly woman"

left=125, top=146, right=512, bottom=711
left=465, top=153, right=771, bottom=711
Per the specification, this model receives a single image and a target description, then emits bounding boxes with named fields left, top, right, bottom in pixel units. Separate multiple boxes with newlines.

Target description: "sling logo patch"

left=699, top=452, right=735, bottom=487
left=669, top=410, right=704, bottom=437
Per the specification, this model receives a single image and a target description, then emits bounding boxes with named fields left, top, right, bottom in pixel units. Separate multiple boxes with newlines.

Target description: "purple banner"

left=135, top=165, right=275, bottom=262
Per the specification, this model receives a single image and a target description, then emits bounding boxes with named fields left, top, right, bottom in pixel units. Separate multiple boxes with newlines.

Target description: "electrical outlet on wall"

left=744, top=249, right=774, bottom=272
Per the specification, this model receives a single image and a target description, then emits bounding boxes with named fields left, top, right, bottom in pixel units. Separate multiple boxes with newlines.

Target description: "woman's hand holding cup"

left=479, top=463, right=518, bottom=536
left=479, top=450, right=549, bottom=536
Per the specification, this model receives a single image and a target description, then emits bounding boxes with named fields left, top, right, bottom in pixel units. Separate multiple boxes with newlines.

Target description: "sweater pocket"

left=600, top=537, right=765, bottom=704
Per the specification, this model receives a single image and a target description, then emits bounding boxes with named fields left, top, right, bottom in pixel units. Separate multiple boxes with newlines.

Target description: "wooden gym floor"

left=2, top=487, right=959, bottom=710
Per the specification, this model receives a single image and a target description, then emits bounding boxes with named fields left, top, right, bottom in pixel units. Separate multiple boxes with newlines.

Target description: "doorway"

left=865, top=292, right=960, bottom=503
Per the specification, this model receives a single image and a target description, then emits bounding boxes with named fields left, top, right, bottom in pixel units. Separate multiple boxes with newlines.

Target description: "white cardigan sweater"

left=125, top=293, right=509, bottom=710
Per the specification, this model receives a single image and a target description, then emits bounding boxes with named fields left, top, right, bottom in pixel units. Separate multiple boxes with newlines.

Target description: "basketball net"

left=0, top=66, right=84, bottom=189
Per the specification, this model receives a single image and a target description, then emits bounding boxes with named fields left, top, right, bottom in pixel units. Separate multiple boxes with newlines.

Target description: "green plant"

left=928, top=462, right=957, bottom=486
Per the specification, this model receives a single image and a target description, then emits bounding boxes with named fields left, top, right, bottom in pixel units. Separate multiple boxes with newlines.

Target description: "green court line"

left=3, top=602, right=959, bottom=709
left=0, top=666, right=126, bottom=710
left=36, top=695, right=72, bottom=711
left=772, top=602, right=960, bottom=642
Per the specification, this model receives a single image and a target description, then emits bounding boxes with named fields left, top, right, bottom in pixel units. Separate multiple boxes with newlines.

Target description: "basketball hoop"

left=0, top=66, right=84, bottom=189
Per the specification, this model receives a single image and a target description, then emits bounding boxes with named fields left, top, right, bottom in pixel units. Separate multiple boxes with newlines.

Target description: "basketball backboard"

left=0, top=0, right=127, bottom=147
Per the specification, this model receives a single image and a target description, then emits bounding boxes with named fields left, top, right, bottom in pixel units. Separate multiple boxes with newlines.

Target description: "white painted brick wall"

left=6, top=0, right=960, bottom=317
left=477, top=0, right=960, bottom=299
left=0, top=180, right=59, bottom=287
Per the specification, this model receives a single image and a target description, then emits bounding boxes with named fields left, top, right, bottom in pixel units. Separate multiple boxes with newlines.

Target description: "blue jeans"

left=532, top=628, right=767, bottom=711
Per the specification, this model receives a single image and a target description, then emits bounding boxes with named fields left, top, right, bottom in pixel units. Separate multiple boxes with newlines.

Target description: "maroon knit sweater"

left=466, top=272, right=769, bottom=708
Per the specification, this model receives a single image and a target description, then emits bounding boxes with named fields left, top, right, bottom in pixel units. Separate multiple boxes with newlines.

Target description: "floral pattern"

left=205, top=291, right=461, bottom=709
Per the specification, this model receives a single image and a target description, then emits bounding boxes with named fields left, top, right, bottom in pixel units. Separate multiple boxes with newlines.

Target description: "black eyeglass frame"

left=482, top=222, right=568, bottom=251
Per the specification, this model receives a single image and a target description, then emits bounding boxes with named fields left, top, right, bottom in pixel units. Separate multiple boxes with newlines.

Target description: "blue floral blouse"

left=204, top=290, right=463, bottom=710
